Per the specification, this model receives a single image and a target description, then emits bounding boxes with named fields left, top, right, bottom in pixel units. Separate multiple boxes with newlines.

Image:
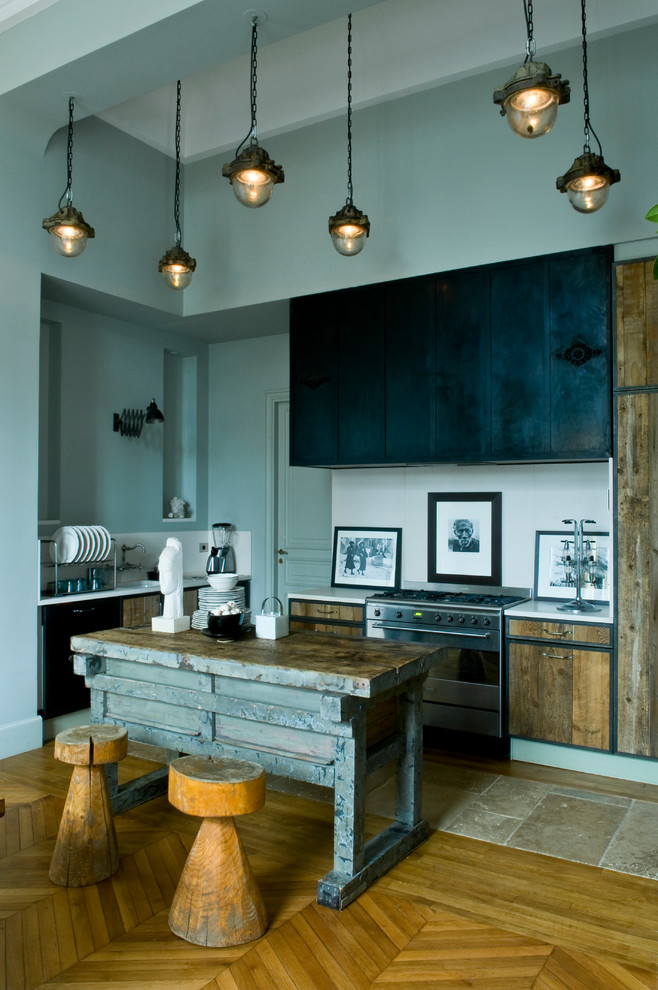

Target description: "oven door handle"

left=369, top=621, right=492, bottom=639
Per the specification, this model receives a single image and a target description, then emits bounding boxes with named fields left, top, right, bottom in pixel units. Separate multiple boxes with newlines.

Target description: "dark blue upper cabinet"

left=289, top=245, right=612, bottom=467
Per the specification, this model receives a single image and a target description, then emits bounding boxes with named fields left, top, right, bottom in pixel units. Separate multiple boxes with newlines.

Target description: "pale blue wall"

left=40, top=299, right=209, bottom=534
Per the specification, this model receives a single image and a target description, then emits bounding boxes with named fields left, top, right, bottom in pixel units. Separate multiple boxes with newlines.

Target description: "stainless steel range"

left=365, top=588, right=528, bottom=738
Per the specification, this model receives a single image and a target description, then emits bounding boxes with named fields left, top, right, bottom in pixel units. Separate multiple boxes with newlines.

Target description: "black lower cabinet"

left=41, top=597, right=121, bottom=719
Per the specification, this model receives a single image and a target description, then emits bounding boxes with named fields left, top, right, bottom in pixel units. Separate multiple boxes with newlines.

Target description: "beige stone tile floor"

left=270, top=752, right=658, bottom=881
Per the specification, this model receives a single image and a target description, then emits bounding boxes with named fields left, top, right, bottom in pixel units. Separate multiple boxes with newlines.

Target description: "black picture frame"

left=331, top=526, right=402, bottom=590
left=534, top=530, right=610, bottom=602
left=428, top=492, right=502, bottom=585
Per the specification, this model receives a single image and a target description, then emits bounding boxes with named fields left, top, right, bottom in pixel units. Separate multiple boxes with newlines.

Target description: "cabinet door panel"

left=385, top=277, right=436, bottom=462
left=548, top=248, right=612, bottom=457
left=290, top=295, right=338, bottom=465
left=338, top=286, right=386, bottom=463
left=435, top=269, right=490, bottom=460
left=491, top=261, right=548, bottom=458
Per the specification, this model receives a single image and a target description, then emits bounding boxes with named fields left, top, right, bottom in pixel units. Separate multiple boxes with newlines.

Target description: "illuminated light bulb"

left=50, top=224, right=87, bottom=257
left=566, top=173, right=610, bottom=214
left=232, top=168, right=273, bottom=208
left=505, top=86, right=559, bottom=138
left=158, top=244, right=196, bottom=290
left=328, top=203, right=370, bottom=257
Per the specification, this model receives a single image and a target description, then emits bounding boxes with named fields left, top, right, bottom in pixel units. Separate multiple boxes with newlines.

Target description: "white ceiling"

left=8, top=0, right=658, bottom=342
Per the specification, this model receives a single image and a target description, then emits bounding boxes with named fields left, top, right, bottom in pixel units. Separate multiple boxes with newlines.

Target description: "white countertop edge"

left=288, top=586, right=380, bottom=605
left=505, top=599, right=612, bottom=624
left=39, top=576, right=251, bottom=607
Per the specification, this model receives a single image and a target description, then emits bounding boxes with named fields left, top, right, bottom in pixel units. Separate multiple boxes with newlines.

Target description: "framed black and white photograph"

left=534, top=530, right=610, bottom=602
left=428, top=492, right=501, bottom=585
left=331, top=526, right=402, bottom=590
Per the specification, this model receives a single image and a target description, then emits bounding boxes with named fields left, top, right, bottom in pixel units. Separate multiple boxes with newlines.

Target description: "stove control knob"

left=471, top=616, right=478, bottom=625
left=373, top=608, right=381, bottom=617
left=458, top=615, right=465, bottom=624
left=434, top=614, right=442, bottom=623
left=446, top=614, right=454, bottom=623
left=482, top=617, right=491, bottom=626
left=395, top=610, right=403, bottom=619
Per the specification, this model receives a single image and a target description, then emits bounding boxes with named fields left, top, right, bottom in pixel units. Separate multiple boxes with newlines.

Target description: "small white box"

left=255, top=597, right=289, bottom=639
left=151, top=615, right=190, bottom=634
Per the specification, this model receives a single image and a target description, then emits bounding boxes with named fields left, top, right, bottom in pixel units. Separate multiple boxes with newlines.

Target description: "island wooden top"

left=71, top=627, right=440, bottom=698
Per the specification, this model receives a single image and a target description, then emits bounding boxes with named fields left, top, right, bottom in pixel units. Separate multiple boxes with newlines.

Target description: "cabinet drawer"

left=290, top=601, right=364, bottom=623
left=507, top=618, right=610, bottom=646
left=122, top=593, right=161, bottom=629
left=290, top=619, right=363, bottom=637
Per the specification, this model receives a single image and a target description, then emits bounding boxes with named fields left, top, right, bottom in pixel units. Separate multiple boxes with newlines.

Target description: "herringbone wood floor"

left=1, top=743, right=657, bottom=990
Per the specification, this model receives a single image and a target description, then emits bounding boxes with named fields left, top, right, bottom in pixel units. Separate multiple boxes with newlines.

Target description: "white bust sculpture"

left=158, top=537, right=184, bottom=618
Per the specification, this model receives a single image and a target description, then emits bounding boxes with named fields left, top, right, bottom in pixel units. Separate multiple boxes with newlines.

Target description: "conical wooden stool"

left=49, top=723, right=128, bottom=887
left=168, top=755, right=267, bottom=947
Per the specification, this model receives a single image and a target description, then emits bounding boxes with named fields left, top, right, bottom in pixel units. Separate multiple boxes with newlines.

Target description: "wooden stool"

left=49, top=723, right=128, bottom=887
left=168, top=755, right=267, bottom=947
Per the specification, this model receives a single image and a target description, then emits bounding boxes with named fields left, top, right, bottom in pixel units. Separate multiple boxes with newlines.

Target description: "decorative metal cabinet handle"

left=541, top=651, right=573, bottom=660
left=314, top=605, right=338, bottom=615
left=543, top=627, right=572, bottom=638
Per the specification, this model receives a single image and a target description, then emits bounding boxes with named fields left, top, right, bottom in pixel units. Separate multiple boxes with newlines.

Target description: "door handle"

left=276, top=549, right=288, bottom=554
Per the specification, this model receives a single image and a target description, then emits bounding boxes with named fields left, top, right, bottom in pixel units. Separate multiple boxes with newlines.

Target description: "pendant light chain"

left=523, top=0, right=536, bottom=61
left=60, top=97, right=75, bottom=209
left=174, top=80, right=182, bottom=246
left=250, top=17, right=259, bottom=141
left=579, top=0, right=601, bottom=155
left=346, top=12, right=353, bottom=205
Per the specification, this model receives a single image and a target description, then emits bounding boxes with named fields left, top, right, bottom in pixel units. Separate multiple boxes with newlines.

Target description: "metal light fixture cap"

left=556, top=151, right=620, bottom=193
left=222, top=143, right=285, bottom=184
left=42, top=203, right=95, bottom=238
left=328, top=201, right=370, bottom=236
left=493, top=60, right=570, bottom=114
left=158, top=243, right=196, bottom=272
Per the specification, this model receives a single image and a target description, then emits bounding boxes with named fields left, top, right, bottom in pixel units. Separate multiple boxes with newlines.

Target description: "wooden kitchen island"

left=70, top=627, right=439, bottom=909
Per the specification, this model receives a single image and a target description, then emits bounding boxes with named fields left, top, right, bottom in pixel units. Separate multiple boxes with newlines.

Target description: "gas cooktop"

left=369, top=590, right=527, bottom=608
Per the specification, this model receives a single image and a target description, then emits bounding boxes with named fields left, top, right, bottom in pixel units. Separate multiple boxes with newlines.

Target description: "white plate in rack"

left=49, top=526, right=80, bottom=564
left=85, top=526, right=100, bottom=561
left=95, top=526, right=111, bottom=561
left=73, top=526, right=90, bottom=562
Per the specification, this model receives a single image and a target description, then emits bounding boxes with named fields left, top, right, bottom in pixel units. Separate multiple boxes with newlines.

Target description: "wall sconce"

left=556, top=0, right=619, bottom=213
left=222, top=15, right=284, bottom=207
left=158, top=80, right=196, bottom=289
left=328, top=13, right=370, bottom=256
left=113, top=399, right=165, bottom=438
left=493, top=0, right=569, bottom=138
left=42, top=97, right=95, bottom=256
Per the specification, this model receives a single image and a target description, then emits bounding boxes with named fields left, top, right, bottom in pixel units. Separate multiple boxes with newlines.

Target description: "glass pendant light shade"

left=328, top=203, right=370, bottom=256
left=494, top=61, right=569, bottom=138
left=158, top=243, right=196, bottom=289
left=222, top=144, right=284, bottom=208
left=42, top=204, right=95, bottom=257
left=556, top=152, right=619, bottom=213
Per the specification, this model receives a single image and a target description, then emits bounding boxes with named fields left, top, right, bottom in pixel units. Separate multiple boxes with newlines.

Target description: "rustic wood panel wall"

left=615, top=260, right=658, bottom=757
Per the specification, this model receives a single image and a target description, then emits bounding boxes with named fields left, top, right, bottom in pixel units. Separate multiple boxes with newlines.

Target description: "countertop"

left=38, top=576, right=250, bottom=608
left=505, top=599, right=612, bottom=624
left=287, top=586, right=381, bottom=605
left=70, top=626, right=440, bottom=698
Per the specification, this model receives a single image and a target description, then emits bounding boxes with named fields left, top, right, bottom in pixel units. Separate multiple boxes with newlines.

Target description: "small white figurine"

left=168, top=496, right=186, bottom=519
left=158, top=537, right=184, bottom=619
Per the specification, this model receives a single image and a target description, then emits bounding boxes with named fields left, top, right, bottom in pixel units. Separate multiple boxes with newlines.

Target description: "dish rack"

left=39, top=537, right=117, bottom=597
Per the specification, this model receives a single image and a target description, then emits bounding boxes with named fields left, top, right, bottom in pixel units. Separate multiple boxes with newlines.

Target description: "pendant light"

left=556, top=0, right=620, bottom=213
left=158, top=80, right=196, bottom=290
left=328, top=13, right=369, bottom=256
left=222, top=15, right=284, bottom=208
left=42, top=97, right=95, bottom=257
left=493, top=0, right=570, bottom=138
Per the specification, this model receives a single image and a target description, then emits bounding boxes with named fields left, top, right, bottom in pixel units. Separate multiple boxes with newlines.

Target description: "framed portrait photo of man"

left=428, top=492, right=502, bottom=585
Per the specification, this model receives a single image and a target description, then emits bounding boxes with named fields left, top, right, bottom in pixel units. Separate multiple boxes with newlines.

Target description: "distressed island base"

left=70, top=627, right=440, bottom=910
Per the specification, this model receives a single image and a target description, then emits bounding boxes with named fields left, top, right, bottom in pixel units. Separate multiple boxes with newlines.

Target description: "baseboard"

left=511, top=739, right=658, bottom=785
left=0, top=716, right=43, bottom=759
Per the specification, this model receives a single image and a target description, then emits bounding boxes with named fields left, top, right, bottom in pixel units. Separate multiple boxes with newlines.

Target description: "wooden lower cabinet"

left=289, top=599, right=364, bottom=637
left=121, top=589, right=199, bottom=629
left=507, top=619, right=612, bottom=751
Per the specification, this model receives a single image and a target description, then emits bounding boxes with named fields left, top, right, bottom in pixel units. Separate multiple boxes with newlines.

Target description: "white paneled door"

left=266, top=394, right=332, bottom=608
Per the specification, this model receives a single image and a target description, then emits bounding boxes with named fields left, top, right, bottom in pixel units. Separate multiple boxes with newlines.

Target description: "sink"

left=119, top=579, right=161, bottom=590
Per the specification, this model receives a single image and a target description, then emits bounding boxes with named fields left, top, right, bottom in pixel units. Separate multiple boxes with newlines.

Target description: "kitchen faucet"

left=120, top=543, right=146, bottom=570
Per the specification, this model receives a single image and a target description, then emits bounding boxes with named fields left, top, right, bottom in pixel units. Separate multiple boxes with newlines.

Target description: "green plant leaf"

left=645, top=205, right=658, bottom=223
left=653, top=255, right=658, bottom=281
